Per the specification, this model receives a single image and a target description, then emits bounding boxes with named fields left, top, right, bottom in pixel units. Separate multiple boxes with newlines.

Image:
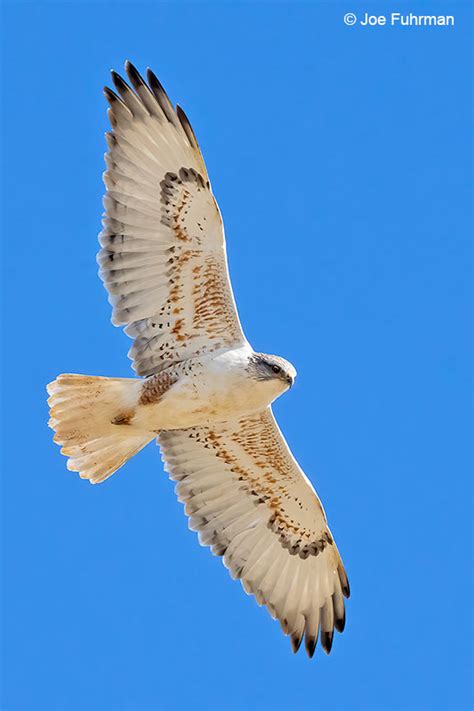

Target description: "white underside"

left=134, top=346, right=291, bottom=431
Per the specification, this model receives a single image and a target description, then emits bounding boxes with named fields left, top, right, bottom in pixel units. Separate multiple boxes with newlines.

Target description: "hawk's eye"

left=271, top=364, right=281, bottom=374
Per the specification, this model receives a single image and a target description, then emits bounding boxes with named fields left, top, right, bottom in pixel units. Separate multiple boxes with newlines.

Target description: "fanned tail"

left=47, top=374, right=153, bottom=483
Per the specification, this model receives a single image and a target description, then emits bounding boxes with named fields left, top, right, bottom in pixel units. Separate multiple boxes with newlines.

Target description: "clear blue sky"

left=2, top=2, right=472, bottom=710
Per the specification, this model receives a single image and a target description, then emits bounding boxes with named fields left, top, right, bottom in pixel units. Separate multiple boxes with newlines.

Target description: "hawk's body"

left=47, top=62, right=349, bottom=658
left=129, top=344, right=294, bottom=431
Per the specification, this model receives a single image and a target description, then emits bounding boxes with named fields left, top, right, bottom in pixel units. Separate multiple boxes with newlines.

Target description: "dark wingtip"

left=110, top=70, right=130, bottom=94
left=125, top=60, right=143, bottom=85
left=290, top=632, right=303, bottom=654
left=280, top=617, right=290, bottom=636
left=334, top=608, right=346, bottom=633
left=103, top=86, right=120, bottom=104
left=146, top=67, right=164, bottom=93
left=146, top=68, right=175, bottom=122
left=176, top=104, right=197, bottom=148
left=320, top=630, right=334, bottom=654
left=305, top=635, right=317, bottom=658
left=110, top=69, right=123, bottom=83
left=338, top=565, right=351, bottom=598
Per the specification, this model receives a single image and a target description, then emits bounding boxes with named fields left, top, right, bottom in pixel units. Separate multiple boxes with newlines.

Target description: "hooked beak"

left=286, top=374, right=294, bottom=388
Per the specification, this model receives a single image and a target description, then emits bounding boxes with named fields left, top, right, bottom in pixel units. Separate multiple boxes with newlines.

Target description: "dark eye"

left=271, top=364, right=281, bottom=374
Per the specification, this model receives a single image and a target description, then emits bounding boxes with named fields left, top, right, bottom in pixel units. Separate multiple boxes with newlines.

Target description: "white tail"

left=47, top=374, right=154, bottom=484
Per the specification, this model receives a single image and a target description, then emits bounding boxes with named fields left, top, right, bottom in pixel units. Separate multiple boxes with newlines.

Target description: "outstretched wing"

left=158, top=408, right=350, bottom=658
left=98, top=62, right=247, bottom=376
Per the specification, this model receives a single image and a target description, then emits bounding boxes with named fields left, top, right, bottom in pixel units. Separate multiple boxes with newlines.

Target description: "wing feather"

left=99, top=62, right=247, bottom=375
left=158, top=408, right=349, bottom=658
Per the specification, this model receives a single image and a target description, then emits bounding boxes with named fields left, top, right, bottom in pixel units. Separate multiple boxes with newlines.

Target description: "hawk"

left=47, top=62, right=350, bottom=658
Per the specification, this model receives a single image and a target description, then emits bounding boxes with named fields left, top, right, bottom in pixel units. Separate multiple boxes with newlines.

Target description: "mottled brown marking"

left=139, top=371, right=179, bottom=405
left=131, top=170, right=244, bottom=375
left=202, top=413, right=333, bottom=556
left=171, top=318, right=185, bottom=340
left=191, top=255, right=242, bottom=343
left=111, top=410, right=134, bottom=426
left=160, top=170, right=208, bottom=244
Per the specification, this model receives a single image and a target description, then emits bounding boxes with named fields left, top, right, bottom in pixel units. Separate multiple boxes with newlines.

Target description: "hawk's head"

left=248, top=352, right=297, bottom=390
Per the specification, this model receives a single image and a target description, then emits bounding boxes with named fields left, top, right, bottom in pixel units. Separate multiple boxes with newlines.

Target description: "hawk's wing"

left=98, top=62, right=247, bottom=376
left=158, top=408, right=349, bottom=658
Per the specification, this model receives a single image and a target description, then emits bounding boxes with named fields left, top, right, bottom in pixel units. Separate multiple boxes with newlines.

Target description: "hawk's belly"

left=132, top=364, right=285, bottom=431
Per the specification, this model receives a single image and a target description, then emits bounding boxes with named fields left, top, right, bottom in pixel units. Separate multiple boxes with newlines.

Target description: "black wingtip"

left=103, top=86, right=120, bottom=104
left=176, top=105, right=190, bottom=125
left=290, top=633, right=303, bottom=654
left=305, top=636, right=317, bottom=658
left=111, top=70, right=130, bottom=93
left=125, top=60, right=143, bottom=86
left=338, top=565, right=351, bottom=598
left=146, top=68, right=175, bottom=122
left=334, top=608, right=346, bottom=633
left=146, top=67, right=163, bottom=93
left=320, top=630, right=334, bottom=655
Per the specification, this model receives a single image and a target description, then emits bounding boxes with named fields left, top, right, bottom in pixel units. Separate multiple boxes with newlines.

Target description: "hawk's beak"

left=286, top=375, right=294, bottom=388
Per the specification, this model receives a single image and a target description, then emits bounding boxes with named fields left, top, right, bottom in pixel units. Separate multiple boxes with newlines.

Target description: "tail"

left=47, top=374, right=154, bottom=484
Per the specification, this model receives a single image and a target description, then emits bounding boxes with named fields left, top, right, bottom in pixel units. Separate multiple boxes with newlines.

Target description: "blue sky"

left=2, top=2, right=472, bottom=710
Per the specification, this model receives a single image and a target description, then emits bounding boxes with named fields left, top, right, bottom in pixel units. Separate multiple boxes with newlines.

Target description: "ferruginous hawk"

left=47, top=62, right=350, bottom=658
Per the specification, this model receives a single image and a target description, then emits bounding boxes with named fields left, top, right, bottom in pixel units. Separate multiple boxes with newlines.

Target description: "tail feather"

left=47, top=373, right=153, bottom=484
left=63, top=433, right=153, bottom=484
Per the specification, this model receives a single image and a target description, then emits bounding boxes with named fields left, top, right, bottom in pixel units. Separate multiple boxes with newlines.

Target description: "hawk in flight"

left=47, top=62, right=349, bottom=658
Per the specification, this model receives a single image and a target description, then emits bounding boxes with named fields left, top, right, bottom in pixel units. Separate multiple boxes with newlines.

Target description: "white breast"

left=134, top=346, right=288, bottom=431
